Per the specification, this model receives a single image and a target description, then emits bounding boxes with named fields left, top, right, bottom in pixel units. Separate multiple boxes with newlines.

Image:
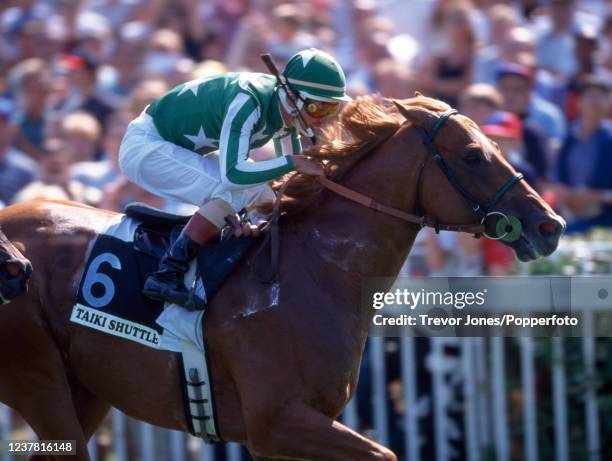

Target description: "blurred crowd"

left=0, top=0, right=610, bottom=276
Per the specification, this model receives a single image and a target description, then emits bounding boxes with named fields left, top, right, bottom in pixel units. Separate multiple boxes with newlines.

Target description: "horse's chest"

left=297, top=337, right=362, bottom=416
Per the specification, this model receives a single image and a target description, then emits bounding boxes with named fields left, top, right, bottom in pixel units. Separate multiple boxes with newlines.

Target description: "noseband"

left=317, top=108, right=524, bottom=242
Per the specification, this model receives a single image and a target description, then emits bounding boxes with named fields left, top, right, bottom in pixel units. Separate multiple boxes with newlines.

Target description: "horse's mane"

left=258, top=94, right=451, bottom=216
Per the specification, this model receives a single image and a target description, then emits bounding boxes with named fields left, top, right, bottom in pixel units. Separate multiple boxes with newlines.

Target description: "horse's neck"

left=289, top=141, right=422, bottom=327
left=302, top=196, right=419, bottom=278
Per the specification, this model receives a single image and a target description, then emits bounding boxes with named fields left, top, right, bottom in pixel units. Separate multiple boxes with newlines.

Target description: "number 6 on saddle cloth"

left=73, top=202, right=257, bottom=342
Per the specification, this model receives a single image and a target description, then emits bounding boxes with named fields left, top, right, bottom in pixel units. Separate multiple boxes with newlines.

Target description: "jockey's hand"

left=233, top=222, right=262, bottom=238
left=225, top=214, right=263, bottom=238
left=292, top=155, right=325, bottom=177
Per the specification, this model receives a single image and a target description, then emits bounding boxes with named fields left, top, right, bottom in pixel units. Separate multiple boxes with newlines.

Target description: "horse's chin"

left=0, top=287, right=15, bottom=304
left=512, top=235, right=546, bottom=262
left=0, top=279, right=28, bottom=304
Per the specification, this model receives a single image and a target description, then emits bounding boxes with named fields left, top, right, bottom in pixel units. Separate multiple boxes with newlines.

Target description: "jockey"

left=118, top=48, right=351, bottom=308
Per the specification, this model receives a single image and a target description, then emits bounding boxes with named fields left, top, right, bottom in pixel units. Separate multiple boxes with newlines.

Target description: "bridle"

left=317, top=108, right=525, bottom=242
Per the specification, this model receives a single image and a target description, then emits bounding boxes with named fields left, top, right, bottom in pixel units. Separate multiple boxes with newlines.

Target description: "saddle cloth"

left=69, top=204, right=257, bottom=442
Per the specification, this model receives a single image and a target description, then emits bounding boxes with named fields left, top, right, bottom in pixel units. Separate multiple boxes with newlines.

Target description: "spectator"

left=502, top=27, right=537, bottom=63
left=424, top=0, right=486, bottom=54
left=474, top=4, right=521, bottom=84
left=564, top=22, right=600, bottom=121
left=141, top=28, right=186, bottom=78
left=348, top=13, right=394, bottom=92
left=80, top=0, right=143, bottom=31
left=12, top=19, right=48, bottom=62
left=9, top=57, right=50, bottom=161
left=13, top=137, right=101, bottom=205
left=535, top=0, right=578, bottom=83
left=266, top=4, right=318, bottom=64
left=372, top=58, right=415, bottom=99
left=0, top=98, right=36, bottom=205
left=597, top=14, right=612, bottom=81
left=54, top=52, right=116, bottom=130
left=459, top=83, right=504, bottom=125
left=124, top=78, right=169, bottom=119
left=496, top=61, right=565, bottom=155
left=475, top=25, right=537, bottom=84
left=419, top=3, right=477, bottom=107
left=61, top=111, right=102, bottom=163
left=71, top=111, right=128, bottom=190
left=98, top=21, right=149, bottom=104
left=74, top=10, right=113, bottom=64
left=551, top=76, right=612, bottom=233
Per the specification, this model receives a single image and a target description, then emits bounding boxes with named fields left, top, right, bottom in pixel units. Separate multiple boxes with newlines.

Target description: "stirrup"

left=142, top=272, right=189, bottom=304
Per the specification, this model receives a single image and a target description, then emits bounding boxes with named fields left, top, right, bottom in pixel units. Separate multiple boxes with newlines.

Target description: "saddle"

left=125, top=202, right=257, bottom=306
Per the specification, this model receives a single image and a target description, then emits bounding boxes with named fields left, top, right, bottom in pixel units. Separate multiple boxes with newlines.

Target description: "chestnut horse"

left=0, top=96, right=564, bottom=460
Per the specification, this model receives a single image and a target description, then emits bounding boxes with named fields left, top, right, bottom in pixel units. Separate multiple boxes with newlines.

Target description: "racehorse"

left=0, top=95, right=564, bottom=460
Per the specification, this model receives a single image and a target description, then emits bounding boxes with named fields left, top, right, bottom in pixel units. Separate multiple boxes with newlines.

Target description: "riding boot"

left=142, top=213, right=219, bottom=307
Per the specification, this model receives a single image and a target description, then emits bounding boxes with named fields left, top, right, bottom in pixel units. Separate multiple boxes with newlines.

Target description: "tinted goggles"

left=304, top=99, right=340, bottom=118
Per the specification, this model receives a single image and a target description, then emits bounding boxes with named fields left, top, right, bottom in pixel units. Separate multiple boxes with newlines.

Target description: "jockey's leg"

left=142, top=198, right=235, bottom=307
left=245, top=401, right=397, bottom=461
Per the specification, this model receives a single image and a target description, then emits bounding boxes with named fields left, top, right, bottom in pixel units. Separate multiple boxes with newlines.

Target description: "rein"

left=316, top=176, right=484, bottom=234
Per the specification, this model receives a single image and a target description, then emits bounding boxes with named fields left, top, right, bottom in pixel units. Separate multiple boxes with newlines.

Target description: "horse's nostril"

left=4, top=262, right=21, bottom=278
left=539, top=220, right=562, bottom=238
left=2, top=260, right=31, bottom=280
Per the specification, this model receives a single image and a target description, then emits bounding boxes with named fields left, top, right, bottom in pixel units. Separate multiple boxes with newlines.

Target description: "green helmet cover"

left=282, top=48, right=352, bottom=102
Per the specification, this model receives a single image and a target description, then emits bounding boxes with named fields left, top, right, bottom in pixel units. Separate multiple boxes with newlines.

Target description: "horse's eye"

left=464, top=150, right=483, bottom=166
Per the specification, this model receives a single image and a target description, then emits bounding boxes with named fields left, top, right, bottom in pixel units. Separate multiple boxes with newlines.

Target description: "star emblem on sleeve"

left=177, top=78, right=208, bottom=97
left=184, top=126, right=219, bottom=150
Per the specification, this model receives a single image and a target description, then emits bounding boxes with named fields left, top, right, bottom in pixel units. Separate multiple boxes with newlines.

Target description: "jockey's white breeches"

left=118, top=110, right=274, bottom=211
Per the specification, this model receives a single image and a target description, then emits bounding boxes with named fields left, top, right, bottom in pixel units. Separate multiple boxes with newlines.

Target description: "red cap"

left=59, top=53, right=97, bottom=71
left=60, top=54, right=86, bottom=70
left=481, top=111, right=523, bottom=139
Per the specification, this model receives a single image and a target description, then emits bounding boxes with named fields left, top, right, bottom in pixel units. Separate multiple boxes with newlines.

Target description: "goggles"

left=304, top=99, right=340, bottom=118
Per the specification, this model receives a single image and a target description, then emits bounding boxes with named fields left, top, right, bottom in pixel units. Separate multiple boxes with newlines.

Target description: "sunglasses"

left=304, top=99, right=340, bottom=118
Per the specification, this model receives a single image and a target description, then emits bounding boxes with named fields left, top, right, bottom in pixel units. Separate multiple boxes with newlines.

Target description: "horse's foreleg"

left=245, top=402, right=396, bottom=461
left=0, top=303, right=92, bottom=461
left=20, top=386, right=91, bottom=461
left=69, top=381, right=111, bottom=441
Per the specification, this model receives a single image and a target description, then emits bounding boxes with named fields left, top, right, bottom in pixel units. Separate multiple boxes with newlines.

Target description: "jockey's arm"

left=220, top=95, right=295, bottom=188
left=273, top=130, right=302, bottom=157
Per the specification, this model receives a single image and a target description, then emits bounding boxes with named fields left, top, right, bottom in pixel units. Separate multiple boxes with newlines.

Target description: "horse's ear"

left=414, top=91, right=423, bottom=97
left=392, top=100, right=438, bottom=128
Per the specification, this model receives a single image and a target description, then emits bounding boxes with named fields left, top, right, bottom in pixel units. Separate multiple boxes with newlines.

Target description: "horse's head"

left=0, top=228, right=32, bottom=304
left=393, top=97, right=564, bottom=261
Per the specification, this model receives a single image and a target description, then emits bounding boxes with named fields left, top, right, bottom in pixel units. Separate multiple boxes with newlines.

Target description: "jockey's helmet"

left=282, top=48, right=352, bottom=103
